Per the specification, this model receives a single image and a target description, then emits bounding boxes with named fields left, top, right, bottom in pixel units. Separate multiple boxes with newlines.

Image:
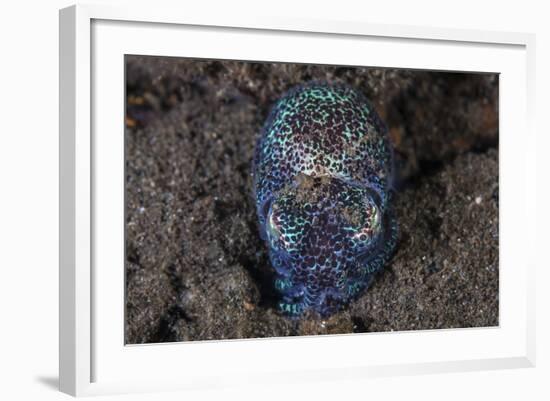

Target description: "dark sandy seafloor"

left=125, top=56, right=499, bottom=343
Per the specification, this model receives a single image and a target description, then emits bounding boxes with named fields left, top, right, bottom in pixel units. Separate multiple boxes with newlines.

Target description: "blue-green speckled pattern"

left=253, top=83, right=398, bottom=317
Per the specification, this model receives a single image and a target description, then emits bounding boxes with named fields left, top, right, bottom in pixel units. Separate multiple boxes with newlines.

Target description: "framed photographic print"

left=59, top=4, right=536, bottom=397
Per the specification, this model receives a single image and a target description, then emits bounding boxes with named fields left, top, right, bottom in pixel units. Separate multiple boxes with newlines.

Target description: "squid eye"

left=260, top=198, right=273, bottom=225
left=266, top=207, right=283, bottom=248
left=266, top=201, right=309, bottom=256
left=344, top=199, right=382, bottom=251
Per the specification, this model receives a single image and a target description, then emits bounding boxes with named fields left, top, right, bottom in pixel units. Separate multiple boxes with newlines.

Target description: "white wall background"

left=0, top=0, right=547, bottom=400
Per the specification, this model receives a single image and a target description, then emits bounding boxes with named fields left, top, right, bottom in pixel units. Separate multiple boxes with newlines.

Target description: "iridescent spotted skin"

left=253, top=83, right=398, bottom=317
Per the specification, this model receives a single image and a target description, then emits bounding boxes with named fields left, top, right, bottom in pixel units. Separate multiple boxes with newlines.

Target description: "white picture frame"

left=59, top=3, right=536, bottom=397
